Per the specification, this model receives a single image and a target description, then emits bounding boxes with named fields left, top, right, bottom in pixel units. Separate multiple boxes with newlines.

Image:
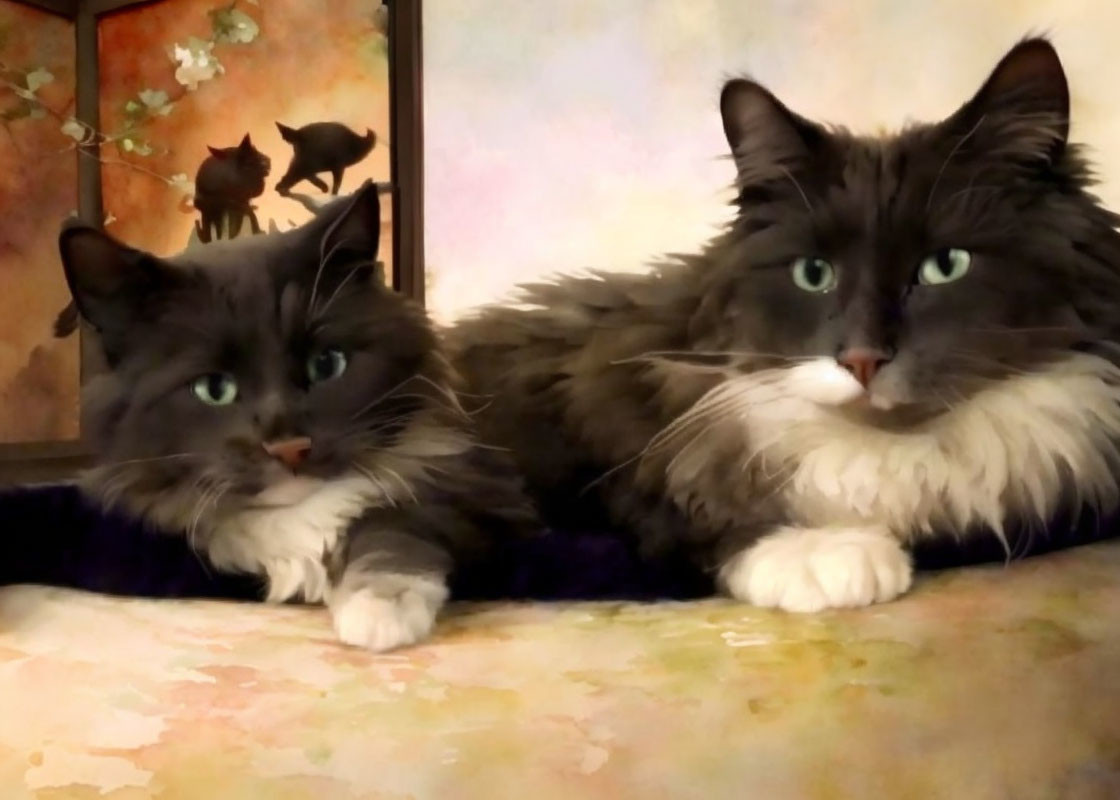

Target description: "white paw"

left=720, top=526, right=912, bottom=613
left=328, top=573, right=448, bottom=652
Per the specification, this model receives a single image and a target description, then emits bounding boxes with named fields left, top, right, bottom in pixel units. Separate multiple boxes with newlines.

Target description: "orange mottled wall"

left=0, top=3, right=80, bottom=444
left=0, top=0, right=390, bottom=446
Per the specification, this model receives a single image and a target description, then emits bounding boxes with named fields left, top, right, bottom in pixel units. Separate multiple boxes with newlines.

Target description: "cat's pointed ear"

left=720, top=78, right=826, bottom=189
left=207, top=145, right=226, bottom=159
left=943, top=37, right=1069, bottom=162
left=238, top=133, right=253, bottom=152
left=58, top=221, right=179, bottom=342
left=276, top=122, right=298, bottom=143
left=315, top=180, right=381, bottom=283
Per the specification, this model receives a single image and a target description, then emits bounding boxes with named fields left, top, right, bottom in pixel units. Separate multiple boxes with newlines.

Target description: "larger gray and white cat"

left=450, top=38, right=1120, bottom=612
left=61, top=182, right=536, bottom=650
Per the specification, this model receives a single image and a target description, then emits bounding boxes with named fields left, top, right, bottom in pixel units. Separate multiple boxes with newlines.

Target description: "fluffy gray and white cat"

left=61, top=182, right=536, bottom=650
left=450, top=38, right=1120, bottom=612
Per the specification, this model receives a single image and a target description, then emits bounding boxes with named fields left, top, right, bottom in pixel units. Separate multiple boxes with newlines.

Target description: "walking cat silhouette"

left=275, top=122, right=375, bottom=196
left=194, top=134, right=271, bottom=244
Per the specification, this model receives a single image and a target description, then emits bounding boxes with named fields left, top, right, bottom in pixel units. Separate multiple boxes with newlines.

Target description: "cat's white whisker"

left=348, top=374, right=423, bottom=421
left=778, top=165, right=813, bottom=214
left=310, top=262, right=367, bottom=321
left=378, top=465, right=420, bottom=505
left=926, top=113, right=987, bottom=211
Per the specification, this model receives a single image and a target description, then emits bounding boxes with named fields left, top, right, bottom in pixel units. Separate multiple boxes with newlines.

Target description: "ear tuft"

left=319, top=180, right=381, bottom=266
left=945, top=37, right=1069, bottom=161
left=302, top=181, right=382, bottom=298
left=58, top=223, right=177, bottom=344
left=719, top=78, right=825, bottom=190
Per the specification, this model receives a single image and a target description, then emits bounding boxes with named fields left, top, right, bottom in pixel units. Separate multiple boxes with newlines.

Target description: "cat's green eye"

left=791, top=257, right=837, bottom=293
left=918, top=248, right=971, bottom=286
left=191, top=373, right=238, bottom=406
left=307, top=348, right=348, bottom=384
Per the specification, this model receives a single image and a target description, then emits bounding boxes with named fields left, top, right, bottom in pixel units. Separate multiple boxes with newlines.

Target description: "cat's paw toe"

left=721, top=526, right=912, bottom=613
left=329, top=575, right=448, bottom=652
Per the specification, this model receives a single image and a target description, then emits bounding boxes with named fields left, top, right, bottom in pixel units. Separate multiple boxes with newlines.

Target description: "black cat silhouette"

left=193, top=134, right=271, bottom=244
left=53, top=135, right=271, bottom=337
left=275, top=122, right=375, bottom=196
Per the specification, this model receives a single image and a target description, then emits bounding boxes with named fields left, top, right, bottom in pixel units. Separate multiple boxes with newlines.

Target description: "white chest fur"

left=666, top=354, right=1120, bottom=544
left=206, top=475, right=382, bottom=603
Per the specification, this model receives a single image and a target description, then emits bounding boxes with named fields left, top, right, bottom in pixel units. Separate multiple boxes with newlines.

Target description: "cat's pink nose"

left=837, top=347, right=892, bottom=388
left=263, top=437, right=312, bottom=469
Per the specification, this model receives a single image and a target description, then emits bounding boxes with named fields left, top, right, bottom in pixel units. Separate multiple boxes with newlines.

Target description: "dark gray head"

left=691, top=38, right=1120, bottom=414
left=61, top=182, right=446, bottom=525
left=203, top=133, right=271, bottom=192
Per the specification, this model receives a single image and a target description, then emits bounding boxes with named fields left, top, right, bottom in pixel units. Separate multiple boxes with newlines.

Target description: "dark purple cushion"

left=0, top=483, right=1114, bottom=602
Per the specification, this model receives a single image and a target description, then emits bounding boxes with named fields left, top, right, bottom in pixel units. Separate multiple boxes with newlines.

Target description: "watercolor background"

left=0, top=0, right=391, bottom=444
left=0, top=4, right=79, bottom=444
left=423, top=0, right=1120, bottom=323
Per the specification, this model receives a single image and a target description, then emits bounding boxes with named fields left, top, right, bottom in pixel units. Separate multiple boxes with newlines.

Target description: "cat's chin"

left=250, top=475, right=326, bottom=507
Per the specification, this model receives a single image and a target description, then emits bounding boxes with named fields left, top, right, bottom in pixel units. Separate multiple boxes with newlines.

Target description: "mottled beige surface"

left=2, top=544, right=1120, bottom=799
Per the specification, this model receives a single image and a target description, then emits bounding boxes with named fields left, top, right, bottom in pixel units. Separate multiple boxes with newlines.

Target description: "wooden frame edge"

left=388, top=0, right=424, bottom=304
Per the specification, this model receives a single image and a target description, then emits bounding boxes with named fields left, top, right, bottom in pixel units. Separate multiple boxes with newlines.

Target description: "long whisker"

left=359, top=391, right=462, bottom=420
left=187, top=479, right=228, bottom=577
left=186, top=477, right=219, bottom=557
left=946, top=350, right=1032, bottom=377
left=583, top=378, right=751, bottom=493
left=347, top=414, right=421, bottom=441
left=646, top=380, right=756, bottom=451
left=662, top=411, right=743, bottom=477
left=98, top=452, right=202, bottom=470
left=349, top=374, right=423, bottom=421
left=379, top=465, right=419, bottom=504
left=611, top=350, right=814, bottom=367
left=310, top=263, right=366, bottom=321
left=411, top=374, right=471, bottom=418
left=307, top=238, right=353, bottom=316
left=779, top=165, right=813, bottom=214
left=926, top=113, right=986, bottom=211
left=351, top=462, right=397, bottom=507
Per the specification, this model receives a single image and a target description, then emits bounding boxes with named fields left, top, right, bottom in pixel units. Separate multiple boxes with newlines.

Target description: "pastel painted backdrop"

left=0, top=3, right=79, bottom=444
left=423, top=0, right=1120, bottom=323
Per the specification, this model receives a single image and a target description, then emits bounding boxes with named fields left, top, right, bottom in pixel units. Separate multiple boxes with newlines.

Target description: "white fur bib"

left=665, top=353, right=1120, bottom=545
left=206, top=474, right=381, bottom=603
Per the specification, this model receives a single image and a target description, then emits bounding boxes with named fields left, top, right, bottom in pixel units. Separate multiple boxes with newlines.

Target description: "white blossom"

left=170, top=38, right=224, bottom=90
left=60, top=118, right=87, bottom=143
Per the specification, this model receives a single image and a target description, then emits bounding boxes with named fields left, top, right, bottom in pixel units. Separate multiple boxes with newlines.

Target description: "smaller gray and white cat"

left=60, top=182, right=536, bottom=651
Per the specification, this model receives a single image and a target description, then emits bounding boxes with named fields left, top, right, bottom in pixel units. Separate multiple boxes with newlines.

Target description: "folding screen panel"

left=0, top=2, right=79, bottom=445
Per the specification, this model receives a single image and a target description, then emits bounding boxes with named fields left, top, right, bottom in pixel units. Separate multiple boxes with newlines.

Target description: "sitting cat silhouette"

left=275, top=122, right=375, bottom=196
left=53, top=135, right=271, bottom=337
left=194, top=134, right=271, bottom=244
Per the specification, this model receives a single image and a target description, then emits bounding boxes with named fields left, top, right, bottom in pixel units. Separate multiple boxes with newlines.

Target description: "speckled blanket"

left=3, top=541, right=1120, bottom=799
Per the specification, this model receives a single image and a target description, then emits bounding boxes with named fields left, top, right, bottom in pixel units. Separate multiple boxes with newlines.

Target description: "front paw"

left=328, top=573, right=448, bottom=652
left=719, top=526, right=912, bottom=613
